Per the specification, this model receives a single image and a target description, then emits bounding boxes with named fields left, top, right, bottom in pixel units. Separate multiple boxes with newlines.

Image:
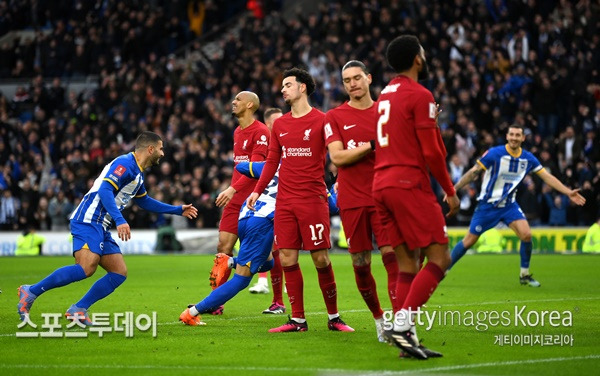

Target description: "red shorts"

left=340, top=206, right=390, bottom=254
left=373, top=186, right=448, bottom=250
left=218, top=202, right=242, bottom=235
left=274, top=201, right=331, bottom=251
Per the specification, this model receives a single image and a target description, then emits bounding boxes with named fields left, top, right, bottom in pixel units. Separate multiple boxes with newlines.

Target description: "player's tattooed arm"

left=454, top=163, right=484, bottom=192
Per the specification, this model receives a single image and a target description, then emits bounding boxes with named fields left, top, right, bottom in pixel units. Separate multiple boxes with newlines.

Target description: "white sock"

left=520, top=268, right=530, bottom=277
left=393, top=309, right=412, bottom=332
left=257, top=277, right=268, bottom=285
left=292, top=317, right=306, bottom=323
left=328, top=313, right=340, bottom=320
left=189, top=306, right=199, bottom=316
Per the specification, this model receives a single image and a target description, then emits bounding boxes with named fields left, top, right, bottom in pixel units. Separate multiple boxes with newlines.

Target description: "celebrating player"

left=17, top=131, right=198, bottom=325
left=449, top=123, right=586, bottom=286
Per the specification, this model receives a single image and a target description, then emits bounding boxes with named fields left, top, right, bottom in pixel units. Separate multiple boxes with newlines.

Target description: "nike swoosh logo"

left=343, top=124, right=357, bottom=130
left=279, top=132, right=289, bottom=137
left=314, top=240, right=324, bottom=246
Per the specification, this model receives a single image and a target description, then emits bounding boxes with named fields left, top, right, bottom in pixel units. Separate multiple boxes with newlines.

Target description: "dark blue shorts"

left=469, top=202, right=526, bottom=235
left=237, top=216, right=274, bottom=274
left=70, top=221, right=121, bottom=256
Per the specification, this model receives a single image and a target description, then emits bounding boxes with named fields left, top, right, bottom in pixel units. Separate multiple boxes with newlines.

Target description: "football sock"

left=328, top=313, right=340, bottom=320
left=283, top=263, right=305, bottom=319
left=258, top=272, right=268, bottom=279
left=395, top=271, right=416, bottom=308
left=195, top=274, right=252, bottom=313
left=257, top=258, right=274, bottom=273
left=353, top=264, right=383, bottom=318
left=76, top=272, right=126, bottom=309
left=382, top=252, right=400, bottom=311
left=402, top=262, right=445, bottom=312
left=270, top=250, right=284, bottom=305
left=450, top=240, right=467, bottom=267
left=30, top=264, right=87, bottom=296
left=519, top=241, right=532, bottom=271
left=316, top=263, right=338, bottom=315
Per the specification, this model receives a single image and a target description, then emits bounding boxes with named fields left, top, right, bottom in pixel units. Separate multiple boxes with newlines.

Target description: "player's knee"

left=520, top=232, right=532, bottom=242
left=81, top=264, right=98, bottom=277
left=312, top=253, right=330, bottom=268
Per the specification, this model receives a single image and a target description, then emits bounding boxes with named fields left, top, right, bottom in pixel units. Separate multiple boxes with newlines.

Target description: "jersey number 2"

left=377, top=100, right=390, bottom=147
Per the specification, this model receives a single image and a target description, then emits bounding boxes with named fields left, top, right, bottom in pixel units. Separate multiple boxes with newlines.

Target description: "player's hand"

left=568, top=189, right=586, bottom=206
left=215, top=186, right=236, bottom=207
left=116, top=223, right=131, bottom=241
left=444, top=194, right=460, bottom=218
left=246, top=192, right=259, bottom=211
left=333, top=182, right=338, bottom=194
left=182, top=204, right=198, bottom=219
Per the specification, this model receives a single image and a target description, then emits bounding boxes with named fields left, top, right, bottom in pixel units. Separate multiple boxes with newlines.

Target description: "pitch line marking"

left=0, top=354, right=598, bottom=374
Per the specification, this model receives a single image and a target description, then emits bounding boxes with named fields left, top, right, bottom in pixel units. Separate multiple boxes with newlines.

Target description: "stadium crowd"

left=0, top=0, right=599, bottom=232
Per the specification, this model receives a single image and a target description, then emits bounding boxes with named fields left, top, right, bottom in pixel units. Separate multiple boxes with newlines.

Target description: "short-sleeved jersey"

left=324, top=102, right=377, bottom=209
left=373, top=75, right=440, bottom=189
left=231, top=120, right=270, bottom=205
left=477, top=145, right=544, bottom=207
left=70, top=152, right=146, bottom=230
left=239, top=169, right=279, bottom=221
left=257, top=108, right=327, bottom=203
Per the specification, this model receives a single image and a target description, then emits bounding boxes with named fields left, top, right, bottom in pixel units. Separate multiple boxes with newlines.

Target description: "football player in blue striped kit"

left=17, top=131, right=198, bottom=324
left=449, top=124, right=585, bottom=286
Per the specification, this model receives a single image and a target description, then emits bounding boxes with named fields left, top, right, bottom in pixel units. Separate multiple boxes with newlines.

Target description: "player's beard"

left=150, top=152, right=161, bottom=166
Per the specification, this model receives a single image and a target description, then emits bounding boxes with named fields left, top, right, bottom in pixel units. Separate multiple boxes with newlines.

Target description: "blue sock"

left=520, top=241, right=532, bottom=269
left=195, top=274, right=252, bottom=313
left=76, top=272, right=127, bottom=309
left=257, top=258, right=274, bottom=273
left=30, top=264, right=87, bottom=296
left=450, top=240, right=468, bottom=268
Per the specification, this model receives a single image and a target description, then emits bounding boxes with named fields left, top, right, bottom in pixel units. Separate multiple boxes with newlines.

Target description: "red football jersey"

left=254, top=108, right=328, bottom=204
left=373, top=75, right=441, bottom=190
left=324, top=102, right=377, bottom=209
left=231, top=119, right=270, bottom=205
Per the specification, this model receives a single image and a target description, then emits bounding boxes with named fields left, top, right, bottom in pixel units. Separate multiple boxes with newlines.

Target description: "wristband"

left=370, top=140, right=376, bottom=151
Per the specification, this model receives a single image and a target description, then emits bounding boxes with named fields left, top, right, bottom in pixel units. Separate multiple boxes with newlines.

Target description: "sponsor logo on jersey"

left=347, top=139, right=357, bottom=149
left=284, top=147, right=312, bottom=157
left=343, top=124, right=357, bottom=130
left=257, top=134, right=268, bottom=146
left=243, top=140, right=248, bottom=150
left=279, top=132, right=289, bottom=137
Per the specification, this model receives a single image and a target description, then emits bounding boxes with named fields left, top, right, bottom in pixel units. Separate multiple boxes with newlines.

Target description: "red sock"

left=316, top=263, right=338, bottom=315
left=402, top=263, right=445, bottom=311
left=258, top=272, right=268, bottom=278
left=382, top=252, right=400, bottom=311
left=270, top=250, right=283, bottom=305
left=353, top=264, right=383, bottom=318
left=395, top=272, right=416, bottom=311
left=283, top=263, right=304, bottom=319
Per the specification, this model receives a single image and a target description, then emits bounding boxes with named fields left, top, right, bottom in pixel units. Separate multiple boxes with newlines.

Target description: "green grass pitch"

left=1, top=253, right=599, bottom=375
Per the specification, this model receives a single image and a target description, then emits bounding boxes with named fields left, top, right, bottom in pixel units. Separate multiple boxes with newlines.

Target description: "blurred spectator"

left=48, top=190, right=73, bottom=230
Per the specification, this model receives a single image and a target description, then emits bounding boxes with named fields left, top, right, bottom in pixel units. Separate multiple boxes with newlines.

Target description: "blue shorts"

left=237, top=216, right=274, bottom=274
left=70, top=221, right=121, bottom=256
left=469, top=202, right=526, bottom=235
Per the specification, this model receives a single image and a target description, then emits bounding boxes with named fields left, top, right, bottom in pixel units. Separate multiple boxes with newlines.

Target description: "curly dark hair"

left=283, top=67, right=316, bottom=96
left=386, top=35, right=421, bottom=73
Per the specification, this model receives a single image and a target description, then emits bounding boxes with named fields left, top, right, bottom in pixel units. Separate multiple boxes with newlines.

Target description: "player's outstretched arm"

left=537, top=170, right=586, bottom=206
left=135, top=195, right=196, bottom=216
left=181, top=204, right=198, bottom=219
left=454, top=163, right=484, bottom=192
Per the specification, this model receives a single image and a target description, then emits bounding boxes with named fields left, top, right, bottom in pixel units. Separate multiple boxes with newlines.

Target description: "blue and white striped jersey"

left=239, top=169, right=279, bottom=221
left=70, top=152, right=147, bottom=229
left=476, top=145, right=543, bottom=207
